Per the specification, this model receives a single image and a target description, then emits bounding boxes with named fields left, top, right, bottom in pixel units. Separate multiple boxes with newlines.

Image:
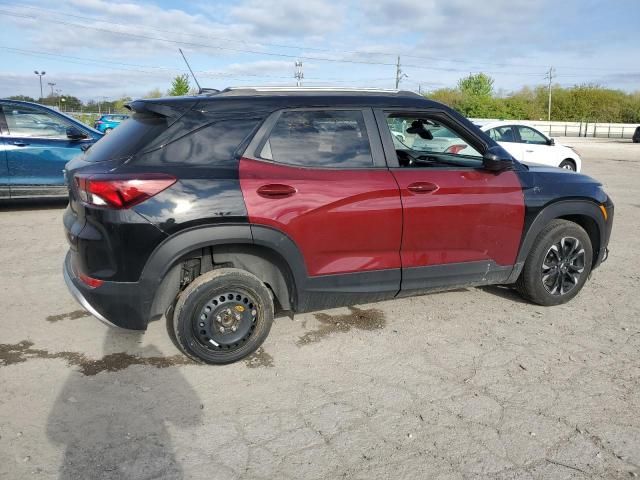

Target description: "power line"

left=0, top=9, right=554, bottom=76
left=0, top=2, right=628, bottom=73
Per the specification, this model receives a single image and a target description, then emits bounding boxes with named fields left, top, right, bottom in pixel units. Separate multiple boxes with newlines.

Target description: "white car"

left=478, top=121, right=582, bottom=172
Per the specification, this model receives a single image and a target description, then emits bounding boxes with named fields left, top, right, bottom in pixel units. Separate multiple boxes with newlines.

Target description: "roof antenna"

left=179, top=48, right=202, bottom=93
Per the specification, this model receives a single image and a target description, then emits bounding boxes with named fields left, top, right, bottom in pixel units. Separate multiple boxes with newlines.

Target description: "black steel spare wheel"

left=195, top=291, right=258, bottom=350
left=172, top=268, right=274, bottom=364
left=541, top=237, right=585, bottom=295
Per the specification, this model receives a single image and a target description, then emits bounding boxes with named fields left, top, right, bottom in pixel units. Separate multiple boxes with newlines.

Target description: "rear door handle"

left=407, top=182, right=439, bottom=194
left=257, top=184, right=297, bottom=199
left=12, top=141, right=29, bottom=147
left=525, top=149, right=534, bottom=153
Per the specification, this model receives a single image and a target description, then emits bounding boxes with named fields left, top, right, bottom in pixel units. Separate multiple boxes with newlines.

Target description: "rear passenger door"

left=240, top=108, right=402, bottom=292
left=0, top=107, right=8, bottom=198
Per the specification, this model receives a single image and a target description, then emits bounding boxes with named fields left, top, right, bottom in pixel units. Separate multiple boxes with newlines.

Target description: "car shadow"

left=478, top=284, right=531, bottom=304
left=46, top=329, right=202, bottom=479
left=0, top=198, right=67, bottom=211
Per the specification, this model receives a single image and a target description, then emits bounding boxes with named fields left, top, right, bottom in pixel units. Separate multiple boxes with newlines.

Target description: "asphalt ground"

left=1, top=137, right=638, bottom=479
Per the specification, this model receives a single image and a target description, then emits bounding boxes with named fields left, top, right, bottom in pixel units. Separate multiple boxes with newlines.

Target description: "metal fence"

left=473, top=119, right=639, bottom=139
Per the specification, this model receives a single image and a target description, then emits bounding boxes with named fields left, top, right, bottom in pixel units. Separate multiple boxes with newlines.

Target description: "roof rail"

left=222, top=86, right=414, bottom=94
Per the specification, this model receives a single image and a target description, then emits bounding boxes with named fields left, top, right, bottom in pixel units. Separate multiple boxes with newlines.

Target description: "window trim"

left=374, top=108, right=490, bottom=169
left=242, top=107, right=387, bottom=169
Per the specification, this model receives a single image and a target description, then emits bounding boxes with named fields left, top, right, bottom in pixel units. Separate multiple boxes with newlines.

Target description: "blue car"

left=0, top=100, right=102, bottom=199
left=93, top=114, right=129, bottom=134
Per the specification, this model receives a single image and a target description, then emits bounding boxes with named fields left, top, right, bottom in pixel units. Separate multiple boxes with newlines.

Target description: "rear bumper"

left=63, top=251, right=148, bottom=330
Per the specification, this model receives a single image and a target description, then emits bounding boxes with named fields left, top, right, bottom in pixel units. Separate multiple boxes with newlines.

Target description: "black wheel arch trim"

left=507, top=199, right=611, bottom=283
left=141, top=223, right=307, bottom=323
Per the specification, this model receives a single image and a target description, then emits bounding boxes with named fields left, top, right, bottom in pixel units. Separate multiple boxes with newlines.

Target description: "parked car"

left=476, top=121, right=582, bottom=171
left=0, top=100, right=102, bottom=199
left=633, top=126, right=640, bottom=143
left=93, top=114, right=129, bottom=134
left=63, top=87, right=614, bottom=364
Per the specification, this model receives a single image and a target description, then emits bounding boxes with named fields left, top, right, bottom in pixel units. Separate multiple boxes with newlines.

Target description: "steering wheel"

left=396, top=150, right=417, bottom=167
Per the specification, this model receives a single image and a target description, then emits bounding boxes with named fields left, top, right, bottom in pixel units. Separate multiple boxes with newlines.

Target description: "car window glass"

left=488, top=126, right=516, bottom=143
left=386, top=114, right=482, bottom=168
left=2, top=105, right=71, bottom=138
left=260, top=110, right=373, bottom=168
left=518, top=126, right=547, bottom=145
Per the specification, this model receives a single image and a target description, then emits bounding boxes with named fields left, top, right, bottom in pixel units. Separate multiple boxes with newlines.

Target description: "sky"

left=0, top=0, right=638, bottom=102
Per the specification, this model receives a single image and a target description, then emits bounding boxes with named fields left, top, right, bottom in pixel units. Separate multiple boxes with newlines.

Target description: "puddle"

left=244, top=348, right=274, bottom=368
left=297, top=306, right=386, bottom=346
left=0, top=340, right=194, bottom=375
left=46, top=310, right=90, bottom=323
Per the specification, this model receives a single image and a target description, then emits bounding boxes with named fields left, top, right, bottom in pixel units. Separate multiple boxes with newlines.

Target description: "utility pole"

left=34, top=70, right=46, bottom=100
left=544, top=67, right=555, bottom=122
left=395, top=56, right=407, bottom=89
left=294, top=61, right=304, bottom=87
left=47, top=82, right=56, bottom=97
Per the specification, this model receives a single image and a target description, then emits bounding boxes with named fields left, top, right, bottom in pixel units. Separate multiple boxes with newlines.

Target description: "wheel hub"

left=194, top=292, right=258, bottom=350
left=541, top=236, right=585, bottom=296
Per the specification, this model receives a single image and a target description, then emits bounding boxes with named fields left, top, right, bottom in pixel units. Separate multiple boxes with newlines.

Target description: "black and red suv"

left=63, top=87, right=613, bottom=364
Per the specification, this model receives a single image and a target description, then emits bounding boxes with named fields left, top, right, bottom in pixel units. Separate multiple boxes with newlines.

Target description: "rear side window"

left=260, top=110, right=373, bottom=168
left=84, top=113, right=168, bottom=162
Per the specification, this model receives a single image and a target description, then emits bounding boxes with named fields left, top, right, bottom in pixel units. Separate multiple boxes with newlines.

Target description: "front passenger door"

left=517, top=126, right=552, bottom=166
left=376, top=110, right=525, bottom=294
left=487, top=125, right=524, bottom=161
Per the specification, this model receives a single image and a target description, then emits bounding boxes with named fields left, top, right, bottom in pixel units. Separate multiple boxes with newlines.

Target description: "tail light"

left=445, top=144, right=468, bottom=154
left=75, top=174, right=176, bottom=209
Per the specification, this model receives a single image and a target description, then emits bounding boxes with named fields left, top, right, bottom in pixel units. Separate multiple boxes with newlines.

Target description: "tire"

left=172, top=268, right=274, bottom=364
left=559, top=159, right=576, bottom=171
left=515, top=219, right=592, bottom=306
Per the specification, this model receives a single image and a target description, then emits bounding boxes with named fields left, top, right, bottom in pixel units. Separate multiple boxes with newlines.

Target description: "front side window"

left=385, top=114, right=482, bottom=168
left=1, top=105, right=71, bottom=138
left=487, top=126, right=517, bottom=143
left=518, top=126, right=548, bottom=145
left=260, top=110, right=373, bottom=168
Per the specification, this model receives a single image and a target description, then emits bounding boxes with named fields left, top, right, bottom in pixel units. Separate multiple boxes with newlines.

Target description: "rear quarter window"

left=135, top=118, right=262, bottom=166
left=84, top=113, right=168, bottom=162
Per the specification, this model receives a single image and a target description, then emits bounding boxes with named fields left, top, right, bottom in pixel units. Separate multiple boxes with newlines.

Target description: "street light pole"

left=34, top=70, right=46, bottom=100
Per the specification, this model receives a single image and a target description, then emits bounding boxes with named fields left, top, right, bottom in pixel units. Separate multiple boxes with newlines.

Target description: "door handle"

left=407, top=182, right=439, bottom=194
left=12, top=141, right=29, bottom=147
left=257, top=184, right=297, bottom=199
left=525, top=149, right=534, bottom=153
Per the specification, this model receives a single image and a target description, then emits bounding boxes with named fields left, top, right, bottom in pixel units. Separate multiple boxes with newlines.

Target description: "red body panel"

left=391, top=169, right=525, bottom=267
left=240, top=158, right=403, bottom=276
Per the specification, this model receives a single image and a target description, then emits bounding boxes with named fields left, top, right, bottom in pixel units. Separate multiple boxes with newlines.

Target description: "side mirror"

left=67, top=126, right=87, bottom=141
left=547, top=137, right=555, bottom=146
left=483, top=146, right=513, bottom=172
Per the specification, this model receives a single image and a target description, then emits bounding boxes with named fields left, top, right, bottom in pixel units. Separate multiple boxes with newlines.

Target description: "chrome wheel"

left=541, top=237, right=585, bottom=295
left=194, top=291, right=258, bottom=351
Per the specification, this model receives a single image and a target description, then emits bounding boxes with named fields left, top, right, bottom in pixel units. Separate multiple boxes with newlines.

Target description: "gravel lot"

left=1, top=138, right=638, bottom=480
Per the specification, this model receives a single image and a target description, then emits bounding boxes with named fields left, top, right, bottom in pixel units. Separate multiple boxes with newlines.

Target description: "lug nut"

left=231, top=325, right=237, bottom=332
left=219, top=326, right=225, bottom=333
left=216, top=315, right=222, bottom=323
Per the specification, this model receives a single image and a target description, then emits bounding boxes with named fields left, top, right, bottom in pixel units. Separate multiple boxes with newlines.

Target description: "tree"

left=457, top=73, right=494, bottom=98
left=8, top=95, right=36, bottom=102
left=144, top=88, right=163, bottom=99
left=168, top=74, right=190, bottom=96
